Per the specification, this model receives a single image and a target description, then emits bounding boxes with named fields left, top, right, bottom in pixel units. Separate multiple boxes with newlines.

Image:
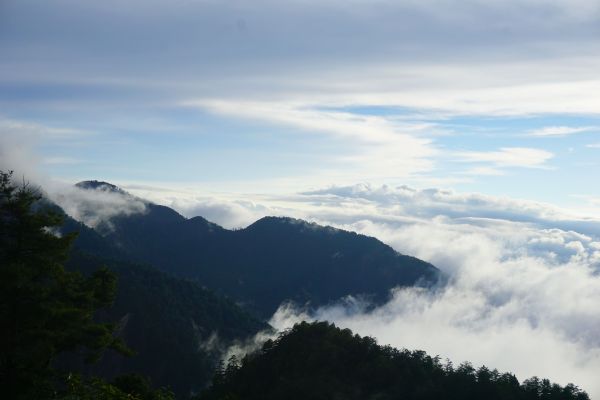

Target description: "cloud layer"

left=5, top=0, right=600, bottom=117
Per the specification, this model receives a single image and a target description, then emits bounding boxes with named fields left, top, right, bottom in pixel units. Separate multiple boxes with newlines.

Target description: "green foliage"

left=198, top=321, right=589, bottom=400
left=64, top=251, right=268, bottom=398
left=0, top=171, right=128, bottom=399
left=57, top=373, right=174, bottom=400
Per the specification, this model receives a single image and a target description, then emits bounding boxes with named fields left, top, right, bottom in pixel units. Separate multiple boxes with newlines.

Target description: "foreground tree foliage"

left=0, top=171, right=172, bottom=399
left=58, top=373, right=174, bottom=400
left=199, top=321, right=589, bottom=400
left=65, top=250, right=267, bottom=398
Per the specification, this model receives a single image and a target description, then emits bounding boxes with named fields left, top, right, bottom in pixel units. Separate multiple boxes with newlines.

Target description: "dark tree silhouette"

left=198, top=321, right=590, bottom=400
left=0, top=171, right=129, bottom=399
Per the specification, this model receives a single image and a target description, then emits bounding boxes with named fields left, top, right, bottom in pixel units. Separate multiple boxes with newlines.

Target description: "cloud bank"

left=290, top=188, right=600, bottom=397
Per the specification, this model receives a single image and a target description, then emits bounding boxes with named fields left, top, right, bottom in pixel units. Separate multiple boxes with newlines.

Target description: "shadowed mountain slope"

left=57, top=215, right=268, bottom=398
left=73, top=181, right=440, bottom=318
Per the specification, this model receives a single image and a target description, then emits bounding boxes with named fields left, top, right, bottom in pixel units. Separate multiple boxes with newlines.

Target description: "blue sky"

left=1, top=0, right=600, bottom=212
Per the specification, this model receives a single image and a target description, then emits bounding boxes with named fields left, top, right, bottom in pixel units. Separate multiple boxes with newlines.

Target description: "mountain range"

left=71, top=180, right=441, bottom=318
left=55, top=180, right=441, bottom=397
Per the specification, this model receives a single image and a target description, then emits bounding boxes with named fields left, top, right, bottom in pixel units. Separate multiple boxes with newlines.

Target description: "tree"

left=60, top=374, right=174, bottom=400
left=0, top=171, right=129, bottom=399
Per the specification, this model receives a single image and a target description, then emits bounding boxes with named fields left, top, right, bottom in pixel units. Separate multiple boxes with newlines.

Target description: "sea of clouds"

left=128, top=183, right=600, bottom=398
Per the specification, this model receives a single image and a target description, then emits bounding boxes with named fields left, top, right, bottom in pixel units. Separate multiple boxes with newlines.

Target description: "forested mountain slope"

left=74, top=181, right=440, bottom=317
left=63, top=251, right=268, bottom=398
left=198, top=321, right=589, bottom=400
left=57, top=215, right=268, bottom=397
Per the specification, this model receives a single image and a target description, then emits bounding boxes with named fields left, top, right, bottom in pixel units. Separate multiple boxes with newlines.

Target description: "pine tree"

left=0, top=171, right=128, bottom=399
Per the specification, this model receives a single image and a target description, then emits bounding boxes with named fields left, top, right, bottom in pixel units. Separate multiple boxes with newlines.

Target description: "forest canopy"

left=198, top=321, right=590, bottom=400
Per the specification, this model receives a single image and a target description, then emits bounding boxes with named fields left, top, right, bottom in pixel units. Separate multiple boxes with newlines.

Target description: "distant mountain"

left=58, top=216, right=268, bottom=398
left=197, top=321, right=590, bottom=400
left=75, top=180, right=128, bottom=194
left=74, top=181, right=441, bottom=318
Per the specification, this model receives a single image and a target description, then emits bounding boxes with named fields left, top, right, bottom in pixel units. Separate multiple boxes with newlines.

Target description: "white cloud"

left=455, top=147, right=554, bottom=168
left=185, top=100, right=438, bottom=180
left=0, top=118, right=88, bottom=139
left=48, top=183, right=148, bottom=231
left=528, top=126, right=595, bottom=137
left=461, top=166, right=506, bottom=176
left=42, top=157, right=84, bottom=165
left=0, top=131, right=41, bottom=184
left=5, top=0, right=600, bottom=118
left=586, top=143, right=600, bottom=149
left=0, top=118, right=91, bottom=183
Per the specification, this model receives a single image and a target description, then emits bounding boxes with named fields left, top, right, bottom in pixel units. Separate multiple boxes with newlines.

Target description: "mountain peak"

left=246, top=216, right=340, bottom=236
left=75, top=180, right=127, bottom=195
left=249, top=216, right=315, bottom=228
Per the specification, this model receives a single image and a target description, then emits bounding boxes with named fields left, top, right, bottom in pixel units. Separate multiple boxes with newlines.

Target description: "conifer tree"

left=0, top=171, right=128, bottom=399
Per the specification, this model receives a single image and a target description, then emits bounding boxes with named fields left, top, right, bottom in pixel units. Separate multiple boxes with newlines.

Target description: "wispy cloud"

left=4, top=0, right=600, bottom=117
left=42, top=157, right=84, bottom=165
left=586, top=143, right=600, bottom=149
left=455, top=147, right=554, bottom=168
left=0, top=118, right=92, bottom=184
left=528, top=126, right=595, bottom=137
left=0, top=118, right=90, bottom=139
left=461, top=166, right=506, bottom=176
left=186, top=99, right=438, bottom=181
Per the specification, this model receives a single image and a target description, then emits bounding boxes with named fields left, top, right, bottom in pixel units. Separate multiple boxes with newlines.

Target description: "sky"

left=1, top=0, right=600, bottom=209
left=2, top=0, right=600, bottom=397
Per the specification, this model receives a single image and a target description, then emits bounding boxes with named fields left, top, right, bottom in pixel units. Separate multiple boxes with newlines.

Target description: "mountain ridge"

left=71, top=180, right=441, bottom=318
left=58, top=215, right=268, bottom=398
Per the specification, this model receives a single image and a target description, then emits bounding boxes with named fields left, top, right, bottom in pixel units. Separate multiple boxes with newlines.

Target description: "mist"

left=47, top=184, right=148, bottom=231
